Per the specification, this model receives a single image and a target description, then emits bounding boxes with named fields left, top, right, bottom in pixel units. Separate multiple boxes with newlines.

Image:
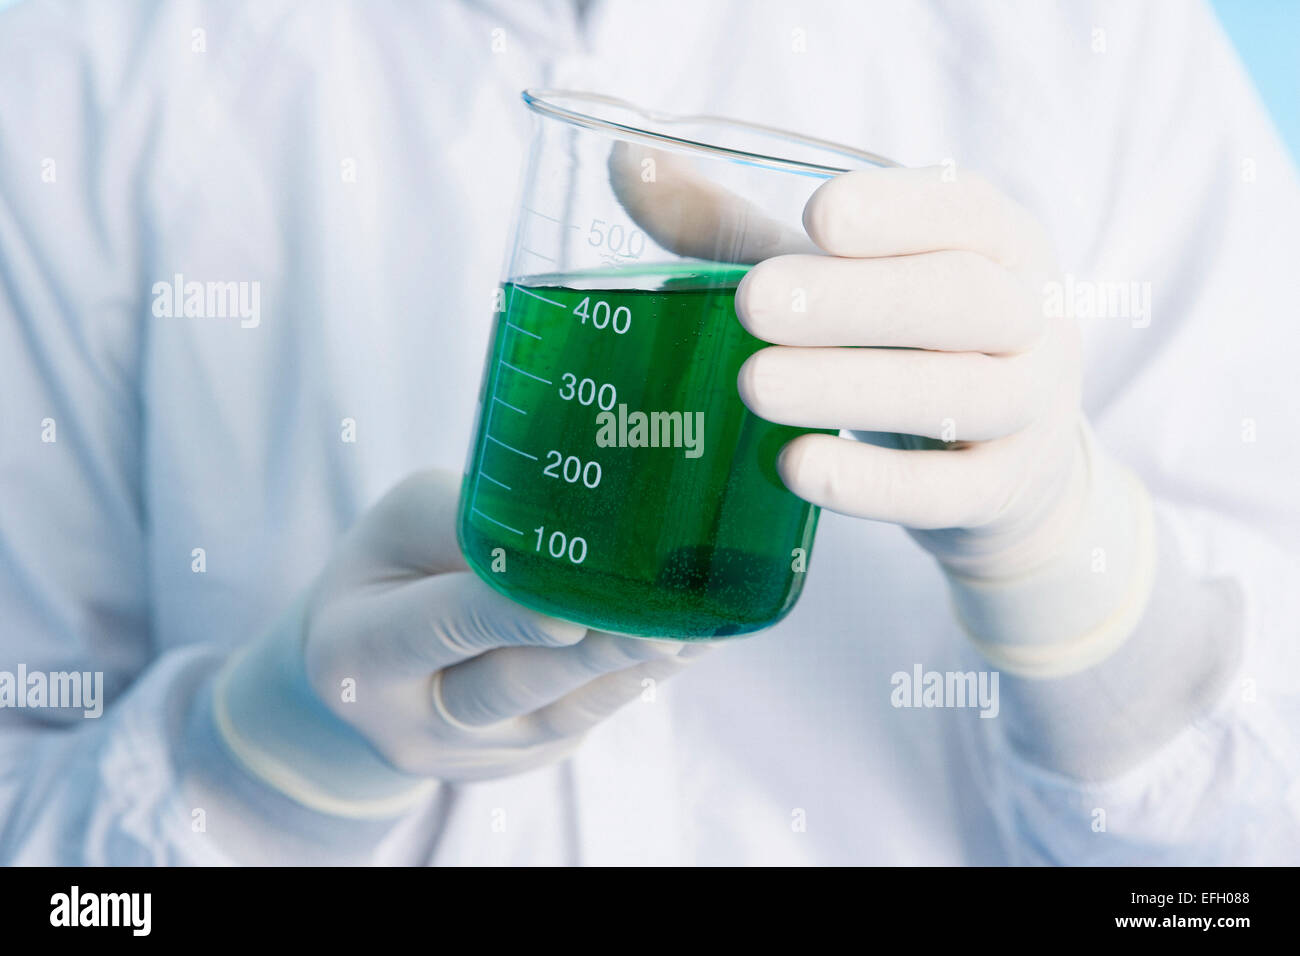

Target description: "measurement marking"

left=487, top=434, right=538, bottom=460
left=480, top=472, right=512, bottom=491
left=506, top=321, right=542, bottom=340
left=471, top=285, right=515, bottom=515
left=524, top=207, right=581, bottom=230
left=493, top=396, right=527, bottom=415
left=513, top=286, right=565, bottom=309
left=472, top=507, right=524, bottom=536
left=501, top=360, right=552, bottom=385
left=522, top=247, right=556, bottom=263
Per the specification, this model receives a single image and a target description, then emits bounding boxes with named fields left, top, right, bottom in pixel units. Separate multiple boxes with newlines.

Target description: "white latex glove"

left=610, top=151, right=1154, bottom=679
left=213, top=469, right=703, bottom=818
left=733, top=167, right=1155, bottom=678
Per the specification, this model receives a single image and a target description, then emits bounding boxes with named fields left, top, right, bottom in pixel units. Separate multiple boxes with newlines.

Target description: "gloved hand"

left=732, top=167, right=1155, bottom=678
left=609, top=149, right=1154, bottom=679
left=213, top=469, right=703, bottom=818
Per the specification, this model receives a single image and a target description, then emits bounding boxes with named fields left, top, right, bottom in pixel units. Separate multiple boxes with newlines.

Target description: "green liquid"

left=457, top=266, right=825, bottom=639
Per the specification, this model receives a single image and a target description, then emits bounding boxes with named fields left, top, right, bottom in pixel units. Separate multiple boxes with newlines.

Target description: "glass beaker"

left=458, top=90, right=896, bottom=639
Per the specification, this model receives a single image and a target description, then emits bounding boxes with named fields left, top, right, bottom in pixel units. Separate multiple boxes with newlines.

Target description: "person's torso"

left=136, top=0, right=1128, bottom=864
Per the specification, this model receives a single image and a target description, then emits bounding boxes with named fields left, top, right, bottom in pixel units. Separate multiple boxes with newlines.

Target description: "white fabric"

left=1, top=0, right=1298, bottom=865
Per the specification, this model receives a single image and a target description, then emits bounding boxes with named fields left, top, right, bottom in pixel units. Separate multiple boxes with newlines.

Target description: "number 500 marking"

left=534, top=526, right=587, bottom=564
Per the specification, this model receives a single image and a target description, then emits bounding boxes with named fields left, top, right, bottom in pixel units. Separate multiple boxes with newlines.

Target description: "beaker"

left=458, top=90, right=896, bottom=639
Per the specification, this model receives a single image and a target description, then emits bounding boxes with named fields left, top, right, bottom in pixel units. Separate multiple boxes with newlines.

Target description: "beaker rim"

left=521, top=89, right=899, bottom=176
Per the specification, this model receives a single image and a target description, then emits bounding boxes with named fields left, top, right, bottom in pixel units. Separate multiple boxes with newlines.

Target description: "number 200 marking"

left=543, top=450, right=602, bottom=488
left=534, top=527, right=587, bottom=564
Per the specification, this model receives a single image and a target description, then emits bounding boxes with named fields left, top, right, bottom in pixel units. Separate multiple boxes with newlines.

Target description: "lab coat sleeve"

left=0, top=0, right=409, bottom=865
left=972, top=0, right=1300, bottom=864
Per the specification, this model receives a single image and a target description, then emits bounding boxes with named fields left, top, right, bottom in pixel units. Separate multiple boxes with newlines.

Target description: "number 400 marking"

left=573, top=296, right=631, bottom=334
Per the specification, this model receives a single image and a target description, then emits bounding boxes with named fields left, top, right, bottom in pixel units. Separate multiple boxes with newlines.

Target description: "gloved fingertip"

left=733, top=264, right=770, bottom=336
left=520, top=607, right=587, bottom=647
left=735, top=349, right=767, bottom=415
left=775, top=436, right=813, bottom=496
left=801, top=174, right=843, bottom=252
left=675, top=642, right=716, bottom=660
left=611, top=636, right=687, bottom=658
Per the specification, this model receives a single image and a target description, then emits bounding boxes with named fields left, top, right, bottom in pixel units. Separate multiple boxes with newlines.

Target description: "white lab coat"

left=1, top=0, right=1297, bottom=865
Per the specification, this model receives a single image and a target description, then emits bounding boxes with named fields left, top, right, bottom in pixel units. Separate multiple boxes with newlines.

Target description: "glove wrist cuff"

left=942, top=428, right=1158, bottom=678
left=212, top=597, right=436, bottom=818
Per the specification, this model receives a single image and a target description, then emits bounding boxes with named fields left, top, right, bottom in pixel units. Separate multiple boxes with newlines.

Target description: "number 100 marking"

left=534, top=526, right=587, bottom=564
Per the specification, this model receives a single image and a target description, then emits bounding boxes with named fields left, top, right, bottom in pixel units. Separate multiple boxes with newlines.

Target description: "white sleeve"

left=971, top=0, right=1300, bottom=864
left=0, top=0, right=420, bottom=865
left=974, top=508, right=1300, bottom=865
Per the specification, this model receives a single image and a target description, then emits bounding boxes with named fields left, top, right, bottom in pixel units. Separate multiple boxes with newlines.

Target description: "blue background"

left=1211, top=0, right=1299, bottom=162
